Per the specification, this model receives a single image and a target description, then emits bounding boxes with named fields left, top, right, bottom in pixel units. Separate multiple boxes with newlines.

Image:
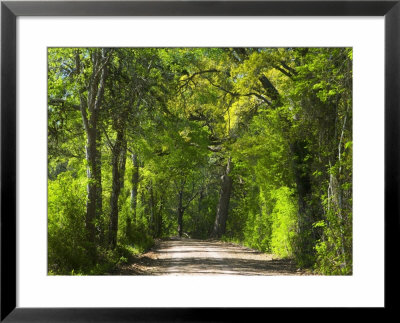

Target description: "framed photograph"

left=1, top=0, right=398, bottom=321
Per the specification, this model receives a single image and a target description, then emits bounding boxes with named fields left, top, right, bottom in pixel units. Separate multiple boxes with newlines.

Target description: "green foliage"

left=48, top=168, right=154, bottom=275
left=48, top=47, right=352, bottom=275
left=269, top=187, right=298, bottom=257
left=48, top=170, right=90, bottom=273
left=314, top=206, right=352, bottom=275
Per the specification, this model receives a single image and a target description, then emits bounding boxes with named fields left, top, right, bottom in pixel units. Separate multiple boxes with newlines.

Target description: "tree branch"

left=204, top=77, right=271, bottom=105
left=100, top=123, right=114, bottom=151
left=179, top=69, right=220, bottom=89
left=183, top=189, right=201, bottom=210
left=48, top=98, right=80, bottom=111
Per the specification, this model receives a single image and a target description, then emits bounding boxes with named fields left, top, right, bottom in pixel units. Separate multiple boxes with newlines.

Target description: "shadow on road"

left=117, top=238, right=308, bottom=276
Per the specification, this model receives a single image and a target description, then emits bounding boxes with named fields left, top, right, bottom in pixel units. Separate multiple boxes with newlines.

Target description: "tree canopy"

left=48, top=47, right=352, bottom=275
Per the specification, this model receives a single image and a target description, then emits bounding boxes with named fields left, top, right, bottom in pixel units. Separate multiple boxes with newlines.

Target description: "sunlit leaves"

left=48, top=47, right=352, bottom=274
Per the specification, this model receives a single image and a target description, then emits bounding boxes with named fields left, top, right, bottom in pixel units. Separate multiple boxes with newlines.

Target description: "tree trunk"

left=95, top=133, right=104, bottom=245
left=155, top=194, right=163, bottom=238
left=212, top=158, right=233, bottom=238
left=85, top=127, right=100, bottom=244
left=290, top=140, right=315, bottom=262
left=178, top=190, right=184, bottom=238
left=149, top=183, right=155, bottom=236
left=119, top=139, right=127, bottom=191
left=196, top=190, right=204, bottom=232
left=130, top=153, right=139, bottom=224
left=76, top=48, right=110, bottom=247
left=327, top=108, right=349, bottom=265
left=108, top=128, right=125, bottom=249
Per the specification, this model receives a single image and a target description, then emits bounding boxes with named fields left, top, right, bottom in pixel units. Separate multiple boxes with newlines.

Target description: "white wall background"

left=17, top=16, right=384, bottom=307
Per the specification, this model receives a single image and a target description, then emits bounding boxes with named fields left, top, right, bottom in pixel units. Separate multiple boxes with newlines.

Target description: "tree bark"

left=119, top=139, right=127, bottom=191
left=175, top=178, right=200, bottom=238
left=154, top=194, right=163, bottom=238
left=85, top=127, right=101, bottom=244
left=177, top=190, right=184, bottom=238
left=212, top=158, right=233, bottom=238
left=130, top=153, right=139, bottom=224
left=95, top=136, right=104, bottom=244
left=76, top=48, right=110, bottom=246
left=149, top=183, right=155, bottom=236
left=108, top=128, right=125, bottom=249
left=290, top=140, right=315, bottom=262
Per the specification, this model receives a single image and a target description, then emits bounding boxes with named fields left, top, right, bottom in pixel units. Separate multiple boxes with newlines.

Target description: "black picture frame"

left=1, top=0, right=398, bottom=321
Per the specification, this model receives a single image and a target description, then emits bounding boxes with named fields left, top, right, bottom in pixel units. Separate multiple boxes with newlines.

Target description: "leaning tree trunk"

left=212, top=157, right=233, bottom=238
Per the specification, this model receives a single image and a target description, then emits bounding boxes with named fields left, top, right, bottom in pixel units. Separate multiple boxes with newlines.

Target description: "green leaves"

left=344, top=141, right=353, bottom=150
left=312, top=220, right=326, bottom=228
left=48, top=47, right=352, bottom=275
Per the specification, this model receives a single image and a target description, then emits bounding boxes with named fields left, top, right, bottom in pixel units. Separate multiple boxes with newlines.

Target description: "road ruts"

left=120, top=238, right=310, bottom=276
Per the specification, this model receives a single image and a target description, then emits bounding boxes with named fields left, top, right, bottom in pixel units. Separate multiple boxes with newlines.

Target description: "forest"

left=48, top=47, right=352, bottom=275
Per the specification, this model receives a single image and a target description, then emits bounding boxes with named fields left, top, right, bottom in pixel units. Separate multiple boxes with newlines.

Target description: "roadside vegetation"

left=48, top=48, right=352, bottom=275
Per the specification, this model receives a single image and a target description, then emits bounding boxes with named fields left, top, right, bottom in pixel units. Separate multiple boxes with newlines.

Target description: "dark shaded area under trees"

left=48, top=47, right=352, bottom=275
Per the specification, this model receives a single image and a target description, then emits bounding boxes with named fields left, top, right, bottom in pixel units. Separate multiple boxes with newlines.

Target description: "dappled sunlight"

left=48, top=48, right=352, bottom=276
left=118, top=239, right=304, bottom=276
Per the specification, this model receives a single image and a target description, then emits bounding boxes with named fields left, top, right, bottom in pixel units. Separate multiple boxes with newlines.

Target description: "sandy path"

left=118, top=238, right=310, bottom=276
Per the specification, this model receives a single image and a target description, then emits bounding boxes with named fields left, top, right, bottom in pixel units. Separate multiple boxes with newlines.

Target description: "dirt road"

left=118, top=238, right=310, bottom=276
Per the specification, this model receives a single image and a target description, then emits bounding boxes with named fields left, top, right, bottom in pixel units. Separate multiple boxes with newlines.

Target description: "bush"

left=48, top=171, right=90, bottom=274
left=269, top=187, right=298, bottom=258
